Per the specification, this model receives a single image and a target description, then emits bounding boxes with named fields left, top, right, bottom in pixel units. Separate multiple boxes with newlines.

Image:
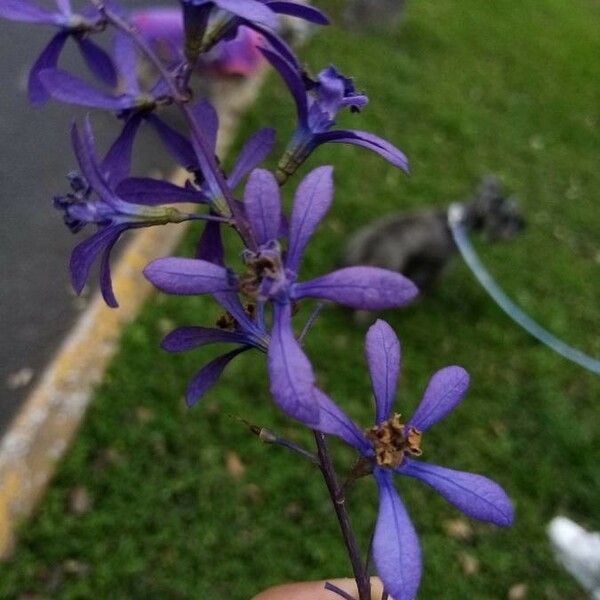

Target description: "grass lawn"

left=1, top=0, right=599, bottom=598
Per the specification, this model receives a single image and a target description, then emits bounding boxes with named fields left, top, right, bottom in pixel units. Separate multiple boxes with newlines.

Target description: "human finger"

left=252, top=577, right=386, bottom=600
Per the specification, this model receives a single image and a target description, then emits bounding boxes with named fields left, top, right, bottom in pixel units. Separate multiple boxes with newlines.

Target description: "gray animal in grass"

left=342, top=177, right=525, bottom=292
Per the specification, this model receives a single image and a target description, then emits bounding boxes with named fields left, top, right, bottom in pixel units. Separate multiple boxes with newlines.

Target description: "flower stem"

left=314, top=431, right=371, bottom=600
left=324, top=581, right=357, bottom=600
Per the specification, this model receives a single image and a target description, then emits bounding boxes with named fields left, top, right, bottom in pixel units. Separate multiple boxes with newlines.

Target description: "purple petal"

left=373, top=469, right=422, bottom=600
left=215, top=0, right=277, bottom=29
left=99, top=234, right=121, bottom=308
left=286, top=166, right=333, bottom=273
left=143, top=257, right=233, bottom=295
left=365, top=320, right=400, bottom=424
left=75, top=36, right=117, bottom=87
left=116, top=177, right=207, bottom=206
left=315, top=129, right=410, bottom=174
left=145, top=114, right=196, bottom=168
left=38, top=68, right=132, bottom=110
left=253, top=24, right=299, bottom=68
left=0, top=0, right=60, bottom=24
left=101, top=116, right=143, bottom=189
left=315, top=389, right=370, bottom=454
left=28, top=32, right=69, bottom=105
left=407, top=366, right=470, bottom=433
left=191, top=99, right=219, bottom=152
left=228, top=128, right=276, bottom=188
left=267, top=302, right=319, bottom=424
left=186, top=347, right=248, bottom=407
left=258, top=47, right=307, bottom=124
left=162, top=327, right=249, bottom=352
left=131, top=7, right=183, bottom=51
left=203, top=24, right=263, bottom=76
left=70, top=225, right=125, bottom=295
left=71, top=119, right=117, bottom=206
left=196, top=220, right=225, bottom=265
left=113, top=31, right=140, bottom=96
left=55, top=0, right=71, bottom=17
left=292, top=266, right=419, bottom=310
left=399, top=459, right=513, bottom=527
left=266, top=1, right=329, bottom=25
left=243, top=168, right=281, bottom=245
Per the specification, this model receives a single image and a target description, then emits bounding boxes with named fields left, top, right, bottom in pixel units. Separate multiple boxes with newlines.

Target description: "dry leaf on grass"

left=444, top=518, right=473, bottom=541
left=508, top=583, right=528, bottom=599
left=68, top=486, right=92, bottom=515
left=458, top=552, right=480, bottom=576
left=225, top=451, right=246, bottom=479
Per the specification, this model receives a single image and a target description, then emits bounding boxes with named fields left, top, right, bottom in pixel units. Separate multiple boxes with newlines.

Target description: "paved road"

left=0, top=1, right=176, bottom=431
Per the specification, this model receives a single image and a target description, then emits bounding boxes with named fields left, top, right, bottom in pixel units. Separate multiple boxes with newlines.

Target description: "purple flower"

left=144, top=167, right=418, bottom=422
left=162, top=291, right=269, bottom=407
left=57, top=117, right=198, bottom=307
left=36, top=29, right=152, bottom=112
left=37, top=31, right=205, bottom=168
left=315, top=320, right=513, bottom=600
left=260, top=49, right=409, bottom=183
left=131, top=8, right=264, bottom=76
left=180, top=0, right=328, bottom=65
left=0, top=0, right=118, bottom=105
left=130, top=7, right=184, bottom=58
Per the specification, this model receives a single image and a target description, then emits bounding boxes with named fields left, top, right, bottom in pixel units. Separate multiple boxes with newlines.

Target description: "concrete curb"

left=0, top=71, right=266, bottom=558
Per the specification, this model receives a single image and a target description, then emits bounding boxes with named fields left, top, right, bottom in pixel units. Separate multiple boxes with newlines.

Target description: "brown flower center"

left=238, top=254, right=282, bottom=299
left=365, top=413, right=423, bottom=469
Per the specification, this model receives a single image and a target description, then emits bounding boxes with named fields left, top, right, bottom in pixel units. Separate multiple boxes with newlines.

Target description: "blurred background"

left=0, top=0, right=598, bottom=598
left=0, top=0, right=170, bottom=429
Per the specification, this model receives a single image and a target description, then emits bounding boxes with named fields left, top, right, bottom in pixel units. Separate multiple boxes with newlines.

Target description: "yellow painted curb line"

left=0, top=72, right=266, bottom=558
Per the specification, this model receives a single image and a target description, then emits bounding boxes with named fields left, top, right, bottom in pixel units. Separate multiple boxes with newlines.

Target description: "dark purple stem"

left=365, top=526, right=375, bottom=574
left=90, top=0, right=257, bottom=251
left=314, top=431, right=371, bottom=600
left=178, top=61, right=195, bottom=92
left=324, top=581, right=357, bottom=600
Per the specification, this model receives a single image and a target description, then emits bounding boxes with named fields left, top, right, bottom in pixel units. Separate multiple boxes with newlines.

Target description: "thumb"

left=252, top=577, right=386, bottom=600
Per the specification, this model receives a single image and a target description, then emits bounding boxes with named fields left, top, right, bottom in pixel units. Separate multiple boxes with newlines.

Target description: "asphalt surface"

left=0, top=1, right=181, bottom=431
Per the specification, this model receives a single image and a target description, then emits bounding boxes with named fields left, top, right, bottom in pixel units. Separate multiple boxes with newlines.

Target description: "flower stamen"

left=216, top=303, right=257, bottom=330
left=216, top=311, right=237, bottom=331
left=365, top=413, right=422, bottom=469
left=238, top=242, right=287, bottom=301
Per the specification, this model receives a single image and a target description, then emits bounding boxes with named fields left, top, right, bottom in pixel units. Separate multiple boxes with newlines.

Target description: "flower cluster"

left=1, top=1, right=513, bottom=598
